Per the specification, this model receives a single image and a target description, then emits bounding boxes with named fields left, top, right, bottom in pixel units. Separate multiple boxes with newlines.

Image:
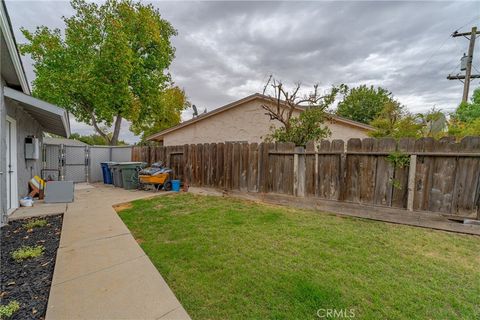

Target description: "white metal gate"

left=64, top=146, right=89, bottom=182
left=42, top=144, right=132, bottom=183
left=42, top=144, right=62, bottom=181
left=89, top=147, right=111, bottom=182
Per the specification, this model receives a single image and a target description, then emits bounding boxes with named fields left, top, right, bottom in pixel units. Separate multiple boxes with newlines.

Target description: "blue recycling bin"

left=101, top=162, right=114, bottom=184
left=171, top=180, right=181, bottom=192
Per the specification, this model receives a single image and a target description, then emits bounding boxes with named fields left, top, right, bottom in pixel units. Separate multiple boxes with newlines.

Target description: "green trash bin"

left=118, top=162, right=144, bottom=190
left=109, top=163, right=122, bottom=188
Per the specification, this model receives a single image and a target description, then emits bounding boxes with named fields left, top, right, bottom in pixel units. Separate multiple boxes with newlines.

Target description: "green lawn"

left=118, top=193, right=480, bottom=320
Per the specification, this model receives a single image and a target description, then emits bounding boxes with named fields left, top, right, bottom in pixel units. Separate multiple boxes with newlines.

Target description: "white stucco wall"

left=1, top=78, right=6, bottom=224
left=162, top=99, right=370, bottom=146
left=6, top=98, right=44, bottom=201
left=325, top=119, right=370, bottom=141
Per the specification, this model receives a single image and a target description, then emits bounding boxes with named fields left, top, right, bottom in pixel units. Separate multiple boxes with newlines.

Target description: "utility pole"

left=447, top=26, right=480, bottom=102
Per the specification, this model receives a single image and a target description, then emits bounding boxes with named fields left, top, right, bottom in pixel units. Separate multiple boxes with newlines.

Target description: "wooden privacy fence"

left=132, top=136, right=480, bottom=219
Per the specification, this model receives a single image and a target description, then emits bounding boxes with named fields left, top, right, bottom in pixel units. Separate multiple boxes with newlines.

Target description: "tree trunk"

left=110, top=115, right=122, bottom=145
left=90, top=114, right=111, bottom=144
left=284, top=121, right=291, bottom=134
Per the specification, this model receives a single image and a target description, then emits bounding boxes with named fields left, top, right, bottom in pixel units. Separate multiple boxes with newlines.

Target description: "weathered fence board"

left=391, top=138, right=415, bottom=208
left=224, top=142, right=233, bottom=189
left=265, top=143, right=275, bottom=193
left=240, top=143, right=249, bottom=192
left=232, top=143, right=240, bottom=190
left=317, top=140, right=343, bottom=200
left=248, top=143, right=259, bottom=192
left=359, top=138, right=377, bottom=205
left=216, top=143, right=224, bottom=188
left=195, top=144, right=203, bottom=186
left=316, top=140, right=329, bottom=198
left=429, top=137, right=457, bottom=213
left=374, top=138, right=396, bottom=207
left=268, top=143, right=295, bottom=195
left=451, top=137, right=480, bottom=217
left=345, top=138, right=362, bottom=202
left=414, top=138, right=435, bottom=211
left=305, top=141, right=316, bottom=197
left=285, top=143, right=295, bottom=195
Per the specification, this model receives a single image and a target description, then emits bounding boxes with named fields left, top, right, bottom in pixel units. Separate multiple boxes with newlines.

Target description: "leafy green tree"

left=336, top=85, right=395, bottom=124
left=417, top=108, right=447, bottom=139
left=20, top=0, right=183, bottom=145
left=130, top=86, right=190, bottom=140
left=265, top=108, right=331, bottom=146
left=448, top=88, right=480, bottom=138
left=449, top=118, right=480, bottom=138
left=369, top=101, right=423, bottom=139
left=261, top=77, right=346, bottom=146
left=453, top=88, right=480, bottom=123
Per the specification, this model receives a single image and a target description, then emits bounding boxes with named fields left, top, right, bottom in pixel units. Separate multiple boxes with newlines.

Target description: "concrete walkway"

left=45, top=184, right=190, bottom=320
left=9, top=202, right=67, bottom=221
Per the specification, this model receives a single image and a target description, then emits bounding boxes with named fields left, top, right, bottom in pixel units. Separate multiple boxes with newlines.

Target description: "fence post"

left=85, top=146, right=90, bottom=183
left=294, top=146, right=305, bottom=197
left=60, top=144, right=65, bottom=181
left=258, top=143, right=266, bottom=193
left=407, top=154, right=417, bottom=211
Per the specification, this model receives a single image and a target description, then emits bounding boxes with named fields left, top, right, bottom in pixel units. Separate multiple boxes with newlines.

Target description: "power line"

left=453, top=16, right=480, bottom=34
left=449, top=62, right=461, bottom=76
left=417, top=17, right=479, bottom=75
left=437, top=45, right=463, bottom=76
left=474, top=64, right=480, bottom=74
left=416, top=37, right=450, bottom=75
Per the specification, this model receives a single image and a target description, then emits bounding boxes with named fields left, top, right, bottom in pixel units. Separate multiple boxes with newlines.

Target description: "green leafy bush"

left=0, top=300, right=20, bottom=319
left=11, top=245, right=45, bottom=262
left=336, top=84, right=394, bottom=124
left=24, top=218, right=47, bottom=229
left=265, top=108, right=331, bottom=146
left=386, top=151, right=410, bottom=168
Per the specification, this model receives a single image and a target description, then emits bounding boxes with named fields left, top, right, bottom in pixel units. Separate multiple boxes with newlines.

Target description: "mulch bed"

left=1, top=214, right=63, bottom=320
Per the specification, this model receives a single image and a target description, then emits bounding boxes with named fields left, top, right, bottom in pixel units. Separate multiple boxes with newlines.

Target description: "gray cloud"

left=6, top=0, right=480, bottom=143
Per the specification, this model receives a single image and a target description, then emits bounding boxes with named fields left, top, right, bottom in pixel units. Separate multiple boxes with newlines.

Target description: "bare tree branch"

left=262, top=74, right=272, bottom=95
left=261, top=77, right=344, bottom=134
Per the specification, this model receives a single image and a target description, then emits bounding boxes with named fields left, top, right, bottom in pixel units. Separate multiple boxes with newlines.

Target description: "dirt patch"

left=1, top=214, right=63, bottom=319
left=113, top=202, right=133, bottom=213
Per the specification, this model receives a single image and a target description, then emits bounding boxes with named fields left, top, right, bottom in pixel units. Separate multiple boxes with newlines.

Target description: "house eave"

left=0, top=1, right=30, bottom=94
left=146, top=93, right=264, bottom=141
left=4, top=87, right=70, bottom=137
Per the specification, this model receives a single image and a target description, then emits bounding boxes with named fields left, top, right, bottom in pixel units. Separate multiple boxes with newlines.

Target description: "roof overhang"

left=4, top=87, right=70, bottom=137
left=0, top=2, right=30, bottom=94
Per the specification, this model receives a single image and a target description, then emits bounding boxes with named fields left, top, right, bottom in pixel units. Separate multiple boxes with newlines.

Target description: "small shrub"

left=386, top=151, right=410, bottom=168
left=24, top=218, right=47, bottom=229
left=0, top=300, right=20, bottom=319
left=11, top=245, right=44, bottom=262
left=389, top=178, right=402, bottom=190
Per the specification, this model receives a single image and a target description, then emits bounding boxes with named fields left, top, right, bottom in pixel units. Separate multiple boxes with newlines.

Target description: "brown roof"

left=147, top=93, right=373, bottom=141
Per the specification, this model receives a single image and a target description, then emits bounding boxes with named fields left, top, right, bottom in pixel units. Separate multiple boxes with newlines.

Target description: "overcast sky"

left=5, top=0, right=480, bottom=143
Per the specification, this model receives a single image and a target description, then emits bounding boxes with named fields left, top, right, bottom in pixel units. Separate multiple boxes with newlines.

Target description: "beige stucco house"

left=147, top=93, right=372, bottom=146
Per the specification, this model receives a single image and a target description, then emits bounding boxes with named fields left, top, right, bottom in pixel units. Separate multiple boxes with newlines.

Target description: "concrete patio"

left=14, top=183, right=190, bottom=320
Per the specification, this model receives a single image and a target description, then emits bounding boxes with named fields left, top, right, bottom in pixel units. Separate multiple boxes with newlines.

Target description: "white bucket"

left=20, top=197, right=34, bottom=207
